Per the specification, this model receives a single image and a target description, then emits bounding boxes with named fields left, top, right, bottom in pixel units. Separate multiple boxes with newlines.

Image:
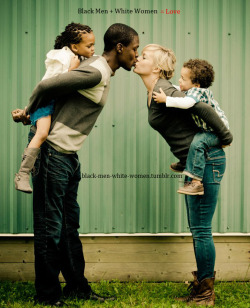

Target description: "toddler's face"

left=73, top=32, right=95, bottom=58
left=179, top=67, right=197, bottom=91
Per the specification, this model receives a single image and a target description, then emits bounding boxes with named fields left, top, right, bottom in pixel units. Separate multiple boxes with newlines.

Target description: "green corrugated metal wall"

left=0, top=0, right=249, bottom=234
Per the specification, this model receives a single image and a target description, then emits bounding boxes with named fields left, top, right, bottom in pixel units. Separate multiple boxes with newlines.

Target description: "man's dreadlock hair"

left=54, top=22, right=92, bottom=49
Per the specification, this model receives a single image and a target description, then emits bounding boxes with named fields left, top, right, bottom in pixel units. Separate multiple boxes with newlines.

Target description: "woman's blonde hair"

left=142, top=44, right=176, bottom=80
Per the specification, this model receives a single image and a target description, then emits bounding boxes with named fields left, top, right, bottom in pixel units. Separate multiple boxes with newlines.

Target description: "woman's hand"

left=153, top=88, right=167, bottom=103
left=69, top=55, right=81, bottom=71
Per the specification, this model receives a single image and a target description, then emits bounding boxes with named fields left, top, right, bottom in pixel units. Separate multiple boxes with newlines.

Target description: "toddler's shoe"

left=170, top=162, right=185, bottom=173
left=177, top=181, right=204, bottom=195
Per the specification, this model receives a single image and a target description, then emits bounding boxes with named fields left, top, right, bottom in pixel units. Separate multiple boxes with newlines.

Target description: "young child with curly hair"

left=13, top=22, right=95, bottom=193
left=153, top=59, right=230, bottom=195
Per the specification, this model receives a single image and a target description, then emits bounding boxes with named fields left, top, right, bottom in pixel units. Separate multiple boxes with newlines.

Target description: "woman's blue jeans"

left=29, top=130, right=91, bottom=303
left=185, top=147, right=226, bottom=282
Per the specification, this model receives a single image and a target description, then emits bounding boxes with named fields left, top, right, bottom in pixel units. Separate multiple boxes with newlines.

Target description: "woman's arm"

left=191, top=102, right=233, bottom=145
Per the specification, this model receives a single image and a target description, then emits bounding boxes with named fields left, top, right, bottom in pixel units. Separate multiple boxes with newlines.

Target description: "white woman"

left=134, top=44, right=233, bottom=306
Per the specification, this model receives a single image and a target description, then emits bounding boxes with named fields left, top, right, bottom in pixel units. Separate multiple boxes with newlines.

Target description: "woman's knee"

left=190, top=225, right=212, bottom=239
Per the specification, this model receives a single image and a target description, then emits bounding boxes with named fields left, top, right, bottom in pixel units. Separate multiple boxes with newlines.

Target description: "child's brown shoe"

left=177, top=181, right=204, bottom=195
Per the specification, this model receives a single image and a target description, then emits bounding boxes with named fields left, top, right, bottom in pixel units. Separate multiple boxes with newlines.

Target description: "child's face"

left=72, top=32, right=95, bottom=58
left=179, top=67, right=198, bottom=91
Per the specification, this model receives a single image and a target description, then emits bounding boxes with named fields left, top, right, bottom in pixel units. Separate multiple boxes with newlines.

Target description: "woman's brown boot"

left=187, top=276, right=215, bottom=306
left=176, top=271, right=216, bottom=304
left=176, top=271, right=198, bottom=302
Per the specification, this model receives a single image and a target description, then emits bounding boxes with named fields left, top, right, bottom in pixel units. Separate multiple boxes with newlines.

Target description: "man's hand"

left=11, top=108, right=31, bottom=125
left=153, top=88, right=167, bottom=103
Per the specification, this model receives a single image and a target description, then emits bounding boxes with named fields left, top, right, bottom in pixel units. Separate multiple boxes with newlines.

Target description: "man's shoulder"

left=77, top=55, right=100, bottom=68
left=77, top=56, right=112, bottom=78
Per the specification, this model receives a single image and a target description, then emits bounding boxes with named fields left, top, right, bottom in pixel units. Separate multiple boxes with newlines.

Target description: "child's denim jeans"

left=183, top=131, right=221, bottom=180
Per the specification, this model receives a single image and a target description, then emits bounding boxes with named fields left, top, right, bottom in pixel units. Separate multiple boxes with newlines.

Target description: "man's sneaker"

left=84, top=290, right=116, bottom=302
left=177, top=181, right=204, bottom=195
left=51, top=300, right=68, bottom=307
left=63, top=288, right=115, bottom=302
left=34, top=296, right=68, bottom=307
left=170, top=162, right=185, bottom=173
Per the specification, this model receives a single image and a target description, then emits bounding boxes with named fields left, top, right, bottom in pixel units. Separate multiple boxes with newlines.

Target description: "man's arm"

left=26, top=68, right=102, bottom=114
left=191, top=102, right=233, bottom=145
